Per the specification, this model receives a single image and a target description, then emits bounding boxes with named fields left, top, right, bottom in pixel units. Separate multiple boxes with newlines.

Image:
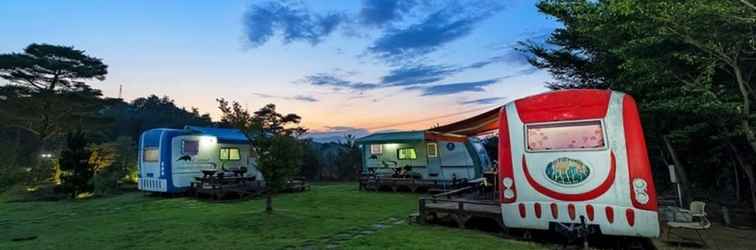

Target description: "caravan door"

left=426, top=142, right=441, bottom=179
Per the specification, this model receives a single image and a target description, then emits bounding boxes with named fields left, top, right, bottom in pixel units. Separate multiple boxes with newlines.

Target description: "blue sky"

left=0, top=0, right=559, bottom=141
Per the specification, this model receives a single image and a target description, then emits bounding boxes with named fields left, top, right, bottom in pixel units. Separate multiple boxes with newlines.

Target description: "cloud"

left=306, top=126, right=371, bottom=143
left=380, top=64, right=459, bottom=86
left=359, top=0, right=417, bottom=27
left=301, top=73, right=379, bottom=90
left=243, top=1, right=347, bottom=47
left=367, top=1, right=503, bottom=62
left=410, top=67, right=540, bottom=96
left=414, top=78, right=500, bottom=96
left=378, top=49, right=528, bottom=87
left=460, top=97, right=506, bottom=105
left=252, top=92, right=319, bottom=102
left=292, top=95, right=318, bottom=102
left=465, top=50, right=530, bottom=69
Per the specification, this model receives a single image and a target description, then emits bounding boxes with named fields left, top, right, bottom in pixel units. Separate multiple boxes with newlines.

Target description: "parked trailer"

left=356, top=131, right=492, bottom=192
left=428, top=89, right=659, bottom=238
left=138, top=126, right=264, bottom=194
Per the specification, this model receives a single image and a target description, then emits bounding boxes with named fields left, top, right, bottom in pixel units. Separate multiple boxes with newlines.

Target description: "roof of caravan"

left=355, top=131, right=425, bottom=144
left=429, top=89, right=614, bottom=136
left=184, top=126, right=249, bottom=144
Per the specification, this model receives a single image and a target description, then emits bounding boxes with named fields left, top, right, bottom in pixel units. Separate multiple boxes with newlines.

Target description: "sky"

left=0, top=0, right=559, bottom=142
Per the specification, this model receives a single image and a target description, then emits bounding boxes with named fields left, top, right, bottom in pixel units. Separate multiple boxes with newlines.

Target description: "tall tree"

left=0, top=44, right=108, bottom=145
left=217, top=99, right=306, bottom=213
left=523, top=0, right=756, bottom=214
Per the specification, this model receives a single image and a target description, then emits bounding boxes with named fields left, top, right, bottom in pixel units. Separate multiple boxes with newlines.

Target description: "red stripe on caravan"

left=606, top=207, right=615, bottom=224
left=568, top=204, right=576, bottom=221
left=550, top=203, right=558, bottom=219
left=626, top=209, right=636, bottom=226
left=586, top=205, right=595, bottom=221
left=522, top=153, right=616, bottom=201
left=514, top=89, right=611, bottom=123
left=622, top=95, right=658, bottom=211
left=518, top=203, right=526, bottom=218
left=534, top=203, right=542, bottom=218
left=498, top=108, right=515, bottom=203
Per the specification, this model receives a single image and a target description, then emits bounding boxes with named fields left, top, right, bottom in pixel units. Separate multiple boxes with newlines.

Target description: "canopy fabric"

left=184, top=126, right=249, bottom=144
left=355, top=131, right=425, bottom=144
left=429, top=106, right=502, bottom=136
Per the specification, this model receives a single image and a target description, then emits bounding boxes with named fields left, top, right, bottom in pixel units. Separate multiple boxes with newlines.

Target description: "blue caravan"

left=138, top=126, right=264, bottom=193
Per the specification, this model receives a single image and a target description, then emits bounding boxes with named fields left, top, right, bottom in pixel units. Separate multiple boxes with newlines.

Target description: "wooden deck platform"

left=416, top=197, right=503, bottom=229
left=358, top=175, right=468, bottom=193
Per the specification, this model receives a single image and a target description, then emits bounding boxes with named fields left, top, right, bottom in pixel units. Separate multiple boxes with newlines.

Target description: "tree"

left=217, top=99, right=306, bottom=213
left=336, top=134, right=362, bottom=180
left=0, top=44, right=108, bottom=147
left=0, top=43, right=107, bottom=92
left=523, top=0, right=756, bottom=215
left=58, top=129, right=94, bottom=198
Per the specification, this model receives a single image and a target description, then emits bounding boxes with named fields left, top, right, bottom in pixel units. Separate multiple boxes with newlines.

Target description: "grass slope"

left=1, top=183, right=543, bottom=250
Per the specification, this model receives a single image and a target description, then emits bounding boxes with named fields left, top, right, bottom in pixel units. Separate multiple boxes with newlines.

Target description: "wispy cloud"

left=465, top=50, right=530, bottom=69
left=380, top=64, right=458, bottom=86
left=243, top=1, right=347, bottom=47
left=306, top=126, right=371, bottom=143
left=359, top=0, right=418, bottom=27
left=301, top=73, right=379, bottom=91
left=409, top=67, right=540, bottom=96
left=252, top=92, right=319, bottom=102
left=460, top=97, right=506, bottom=105
left=412, top=78, right=500, bottom=96
left=367, top=1, right=503, bottom=63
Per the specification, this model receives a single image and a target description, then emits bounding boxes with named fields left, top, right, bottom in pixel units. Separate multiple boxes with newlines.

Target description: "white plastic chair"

left=665, top=201, right=711, bottom=246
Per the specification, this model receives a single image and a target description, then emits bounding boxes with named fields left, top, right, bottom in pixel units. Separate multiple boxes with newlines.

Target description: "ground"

left=0, top=183, right=543, bottom=250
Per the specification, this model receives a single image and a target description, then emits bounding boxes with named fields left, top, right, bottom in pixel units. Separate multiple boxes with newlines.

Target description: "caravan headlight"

left=503, top=189, right=515, bottom=199
left=635, top=192, right=649, bottom=204
left=632, top=178, right=647, bottom=191
left=502, top=177, right=513, bottom=188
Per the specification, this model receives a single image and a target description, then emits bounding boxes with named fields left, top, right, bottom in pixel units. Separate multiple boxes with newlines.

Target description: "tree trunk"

left=733, top=65, right=756, bottom=154
left=734, top=161, right=742, bottom=202
left=663, top=136, right=691, bottom=205
left=728, top=142, right=756, bottom=218
left=265, top=193, right=273, bottom=213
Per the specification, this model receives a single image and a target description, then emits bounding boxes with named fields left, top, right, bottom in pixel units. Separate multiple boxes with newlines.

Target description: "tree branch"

left=740, top=0, right=756, bottom=11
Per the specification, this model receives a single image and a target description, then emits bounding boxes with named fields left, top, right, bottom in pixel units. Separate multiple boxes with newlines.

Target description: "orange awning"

left=429, top=106, right=502, bottom=136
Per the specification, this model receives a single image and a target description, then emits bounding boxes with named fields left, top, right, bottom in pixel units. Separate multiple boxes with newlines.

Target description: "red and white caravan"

left=431, top=89, right=659, bottom=238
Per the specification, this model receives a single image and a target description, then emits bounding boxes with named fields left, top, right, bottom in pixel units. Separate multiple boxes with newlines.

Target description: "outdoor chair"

left=664, top=201, right=711, bottom=246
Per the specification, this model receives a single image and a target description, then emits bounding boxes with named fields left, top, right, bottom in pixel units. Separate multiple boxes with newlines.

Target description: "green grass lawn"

left=1, top=183, right=544, bottom=250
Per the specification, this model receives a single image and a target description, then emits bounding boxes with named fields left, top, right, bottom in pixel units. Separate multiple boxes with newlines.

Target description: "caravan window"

left=370, top=144, right=382, bottom=155
left=220, top=147, right=241, bottom=161
left=427, top=143, right=438, bottom=158
left=182, top=140, right=199, bottom=156
left=526, top=120, right=605, bottom=151
left=398, top=148, right=417, bottom=160
left=143, top=147, right=159, bottom=162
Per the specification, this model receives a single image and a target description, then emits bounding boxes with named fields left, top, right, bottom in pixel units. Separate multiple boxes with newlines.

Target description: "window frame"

left=370, top=144, right=383, bottom=155
left=524, top=119, right=608, bottom=153
left=426, top=143, right=438, bottom=158
left=219, top=147, right=241, bottom=161
left=143, top=147, right=159, bottom=162
left=397, top=147, right=418, bottom=160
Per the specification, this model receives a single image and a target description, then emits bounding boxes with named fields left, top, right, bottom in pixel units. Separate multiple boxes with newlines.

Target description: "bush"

left=92, top=170, right=120, bottom=195
left=58, top=130, right=94, bottom=198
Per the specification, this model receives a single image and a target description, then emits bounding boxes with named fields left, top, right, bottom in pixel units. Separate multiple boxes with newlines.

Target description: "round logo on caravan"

left=544, top=157, right=591, bottom=185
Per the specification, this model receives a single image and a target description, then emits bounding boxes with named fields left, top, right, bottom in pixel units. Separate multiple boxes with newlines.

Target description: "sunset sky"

left=0, top=0, right=559, bottom=141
